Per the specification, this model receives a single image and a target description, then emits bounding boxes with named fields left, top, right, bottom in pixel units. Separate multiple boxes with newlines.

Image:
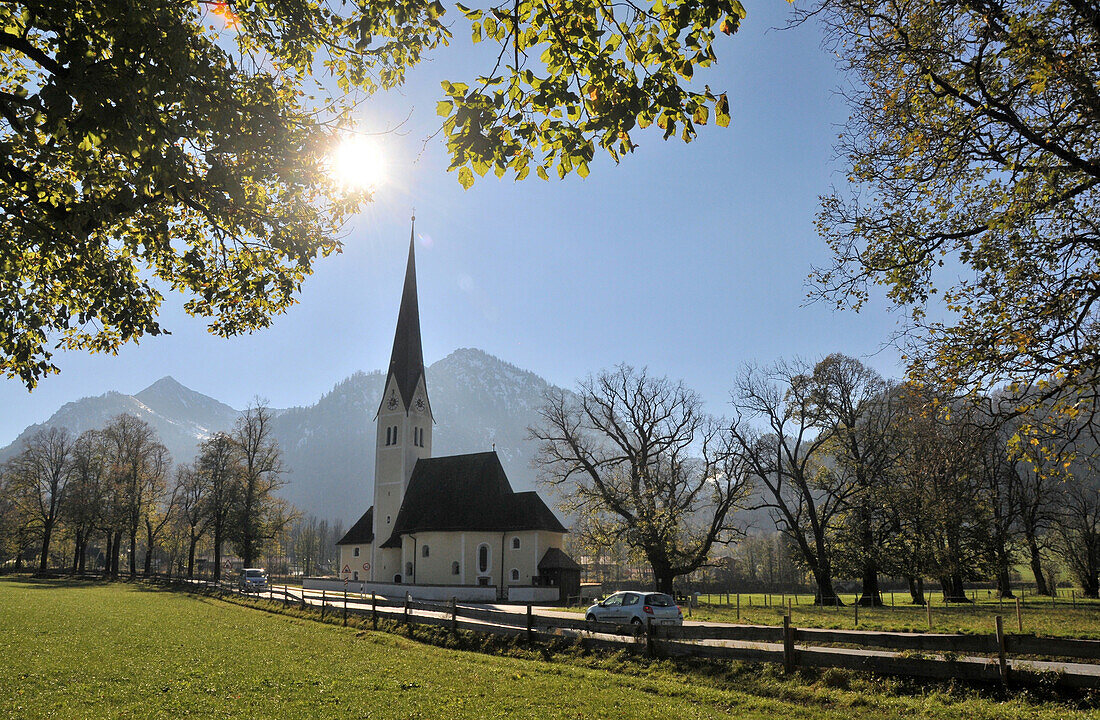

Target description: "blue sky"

left=0, top=1, right=906, bottom=446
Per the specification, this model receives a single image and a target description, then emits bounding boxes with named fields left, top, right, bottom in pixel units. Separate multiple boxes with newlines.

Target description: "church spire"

left=385, top=217, right=425, bottom=411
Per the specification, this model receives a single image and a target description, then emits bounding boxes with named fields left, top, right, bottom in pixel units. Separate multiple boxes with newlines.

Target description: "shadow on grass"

left=0, top=574, right=116, bottom=590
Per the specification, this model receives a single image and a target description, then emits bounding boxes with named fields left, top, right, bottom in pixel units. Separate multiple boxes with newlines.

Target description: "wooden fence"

left=174, top=580, right=1100, bottom=691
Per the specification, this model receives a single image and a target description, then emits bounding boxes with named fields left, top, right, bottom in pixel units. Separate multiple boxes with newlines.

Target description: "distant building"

left=336, top=223, right=579, bottom=601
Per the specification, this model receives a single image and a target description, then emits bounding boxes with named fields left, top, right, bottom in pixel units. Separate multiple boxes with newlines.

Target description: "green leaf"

left=715, top=94, right=730, bottom=128
left=458, top=166, right=474, bottom=189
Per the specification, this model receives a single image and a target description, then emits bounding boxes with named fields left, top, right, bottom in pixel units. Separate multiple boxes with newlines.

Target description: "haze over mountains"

left=0, top=348, right=562, bottom=523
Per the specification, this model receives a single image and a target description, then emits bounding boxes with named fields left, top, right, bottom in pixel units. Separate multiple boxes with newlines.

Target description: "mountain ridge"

left=0, top=349, right=562, bottom=523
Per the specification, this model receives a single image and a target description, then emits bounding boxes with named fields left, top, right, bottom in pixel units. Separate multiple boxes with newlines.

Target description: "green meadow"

left=1, top=577, right=1097, bottom=720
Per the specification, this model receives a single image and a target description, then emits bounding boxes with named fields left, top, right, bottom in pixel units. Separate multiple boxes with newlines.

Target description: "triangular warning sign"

left=342, top=564, right=351, bottom=573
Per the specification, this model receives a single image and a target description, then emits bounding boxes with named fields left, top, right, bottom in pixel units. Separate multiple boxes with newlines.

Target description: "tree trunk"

left=811, top=565, right=841, bottom=605
left=1027, top=534, right=1050, bottom=595
left=71, top=530, right=82, bottom=573
left=655, top=575, right=674, bottom=595
left=128, top=527, right=137, bottom=578
left=907, top=576, right=926, bottom=605
left=38, top=520, right=54, bottom=573
left=858, top=562, right=883, bottom=606
left=187, top=532, right=198, bottom=580
left=995, top=560, right=1015, bottom=599
left=111, top=530, right=122, bottom=577
left=1081, top=566, right=1100, bottom=599
left=213, top=531, right=223, bottom=582
left=941, top=574, right=970, bottom=603
left=77, top=536, right=88, bottom=575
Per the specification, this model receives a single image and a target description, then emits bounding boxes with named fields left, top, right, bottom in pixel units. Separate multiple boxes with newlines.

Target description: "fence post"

left=321, top=589, right=326, bottom=619
left=1073, top=590, right=1077, bottom=609
left=995, top=615, right=1008, bottom=687
left=736, top=593, right=740, bottom=620
left=782, top=614, right=794, bottom=673
left=646, top=616, right=655, bottom=658
left=853, top=599, right=859, bottom=626
left=1016, top=597, right=1023, bottom=633
left=300, top=585, right=306, bottom=610
left=372, top=593, right=378, bottom=630
left=404, top=592, right=412, bottom=624
left=526, top=604, right=534, bottom=643
left=283, top=584, right=288, bottom=609
left=926, top=595, right=932, bottom=629
left=451, top=597, right=457, bottom=633
left=343, top=588, right=348, bottom=626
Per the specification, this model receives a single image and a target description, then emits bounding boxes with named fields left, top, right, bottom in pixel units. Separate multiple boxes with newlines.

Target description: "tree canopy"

left=1, top=0, right=743, bottom=388
left=532, top=365, right=748, bottom=594
left=808, top=0, right=1100, bottom=408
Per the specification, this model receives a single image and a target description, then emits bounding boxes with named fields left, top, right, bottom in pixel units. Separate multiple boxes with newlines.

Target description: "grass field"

left=567, top=590, right=1100, bottom=639
left=1, top=578, right=1098, bottom=720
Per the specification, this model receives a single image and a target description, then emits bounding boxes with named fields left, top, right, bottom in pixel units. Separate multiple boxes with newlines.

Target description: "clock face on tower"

left=387, top=392, right=399, bottom=411
left=415, top=396, right=426, bottom=413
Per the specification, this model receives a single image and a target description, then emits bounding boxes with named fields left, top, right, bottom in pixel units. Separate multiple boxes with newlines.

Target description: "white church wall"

left=303, top=577, right=497, bottom=602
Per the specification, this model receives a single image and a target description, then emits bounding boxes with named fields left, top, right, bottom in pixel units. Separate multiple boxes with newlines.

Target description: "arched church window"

left=422, top=545, right=429, bottom=558
left=394, top=574, right=401, bottom=583
left=385, top=427, right=391, bottom=445
left=353, top=547, right=360, bottom=557
left=451, top=561, right=460, bottom=575
left=477, top=544, right=490, bottom=574
left=510, top=568, right=519, bottom=582
left=512, top=537, right=520, bottom=550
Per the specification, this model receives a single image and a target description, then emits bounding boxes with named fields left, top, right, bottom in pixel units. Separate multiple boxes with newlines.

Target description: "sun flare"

left=329, top=133, right=386, bottom=191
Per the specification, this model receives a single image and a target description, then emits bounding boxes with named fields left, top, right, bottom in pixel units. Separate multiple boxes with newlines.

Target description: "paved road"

left=174, top=580, right=1099, bottom=686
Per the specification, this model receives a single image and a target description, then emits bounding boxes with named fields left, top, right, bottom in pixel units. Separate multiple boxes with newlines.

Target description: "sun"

left=329, top=133, right=386, bottom=191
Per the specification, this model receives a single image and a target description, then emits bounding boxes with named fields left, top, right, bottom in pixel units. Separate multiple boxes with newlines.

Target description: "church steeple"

left=385, top=218, right=426, bottom=412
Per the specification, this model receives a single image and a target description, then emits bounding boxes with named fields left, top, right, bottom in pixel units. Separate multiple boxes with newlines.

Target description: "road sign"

left=362, top=562, right=371, bottom=571
left=342, top=564, right=351, bottom=573
left=223, top=560, right=231, bottom=569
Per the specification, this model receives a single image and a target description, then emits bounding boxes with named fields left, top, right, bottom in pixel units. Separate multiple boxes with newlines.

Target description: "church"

left=334, top=225, right=580, bottom=601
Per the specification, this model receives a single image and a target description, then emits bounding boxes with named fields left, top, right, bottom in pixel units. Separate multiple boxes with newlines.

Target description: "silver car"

left=238, top=568, right=268, bottom=592
left=585, top=591, right=683, bottom=628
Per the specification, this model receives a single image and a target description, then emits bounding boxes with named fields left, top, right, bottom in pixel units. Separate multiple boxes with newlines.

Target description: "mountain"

left=0, top=376, right=238, bottom=466
left=270, top=348, right=558, bottom=521
left=0, top=350, right=564, bottom=524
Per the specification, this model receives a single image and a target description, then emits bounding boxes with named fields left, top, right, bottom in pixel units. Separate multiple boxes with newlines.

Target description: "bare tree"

left=6, top=426, right=75, bottom=572
left=195, top=433, right=240, bottom=581
left=65, top=429, right=110, bottom=574
left=0, top=467, right=36, bottom=569
left=728, top=361, right=851, bottom=605
left=102, top=414, right=170, bottom=578
left=175, top=463, right=210, bottom=579
left=532, top=366, right=748, bottom=595
left=809, top=354, right=902, bottom=606
left=142, top=468, right=177, bottom=576
left=230, top=402, right=292, bottom=569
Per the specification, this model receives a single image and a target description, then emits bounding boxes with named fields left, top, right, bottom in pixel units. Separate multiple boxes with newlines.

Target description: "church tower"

left=371, top=220, right=433, bottom=582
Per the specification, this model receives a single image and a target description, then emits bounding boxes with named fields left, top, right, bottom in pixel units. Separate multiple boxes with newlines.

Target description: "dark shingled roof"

left=382, top=229, right=426, bottom=412
left=380, top=451, right=567, bottom=548
left=336, top=506, right=374, bottom=545
left=538, top=547, right=582, bottom=572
